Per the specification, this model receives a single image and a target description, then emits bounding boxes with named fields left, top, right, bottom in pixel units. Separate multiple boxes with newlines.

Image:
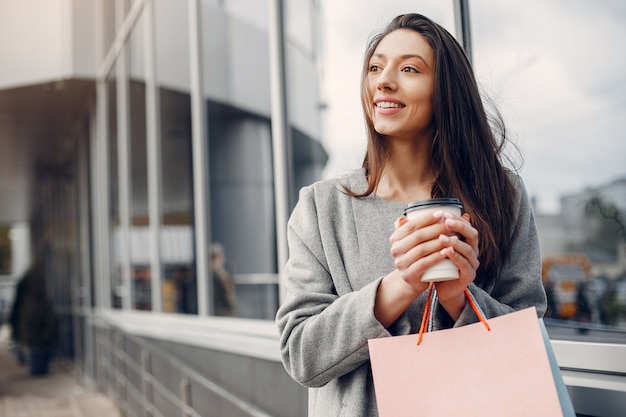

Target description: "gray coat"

left=276, top=169, right=547, bottom=417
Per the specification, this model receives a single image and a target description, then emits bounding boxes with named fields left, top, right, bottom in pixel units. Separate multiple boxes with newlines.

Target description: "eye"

left=402, top=66, right=419, bottom=73
left=369, top=64, right=381, bottom=72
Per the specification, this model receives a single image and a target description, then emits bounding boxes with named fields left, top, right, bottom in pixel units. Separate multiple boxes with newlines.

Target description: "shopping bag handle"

left=417, top=282, right=491, bottom=345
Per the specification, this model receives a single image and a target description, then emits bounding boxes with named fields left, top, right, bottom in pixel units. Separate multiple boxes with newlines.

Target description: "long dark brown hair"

left=347, top=13, right=519, bottom=284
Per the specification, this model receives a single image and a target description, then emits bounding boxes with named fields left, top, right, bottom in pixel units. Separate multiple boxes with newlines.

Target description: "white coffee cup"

left=404, top=198, right=464, bottom=282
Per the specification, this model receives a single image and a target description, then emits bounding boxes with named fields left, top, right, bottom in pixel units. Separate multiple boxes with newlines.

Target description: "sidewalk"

left=0, top=325, right=121, bottom=417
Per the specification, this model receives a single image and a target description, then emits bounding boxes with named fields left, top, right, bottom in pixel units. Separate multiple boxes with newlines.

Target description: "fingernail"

left=433, top=210, right=443, bottom=218
left=445, top=218, right=456, bottom=227
left=440, top=247, right=455, bottom=256
left=439, top=234, right=450, bottom=243
left=398, top=217, right=408, bottom=226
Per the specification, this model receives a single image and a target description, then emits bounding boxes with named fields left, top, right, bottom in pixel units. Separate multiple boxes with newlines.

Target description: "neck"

left=376, top=139, right=435, bottom=203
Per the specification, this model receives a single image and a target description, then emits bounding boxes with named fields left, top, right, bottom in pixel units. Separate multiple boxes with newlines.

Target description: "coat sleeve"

left=448, top=174, right=547, bottom=327
left=275, top=185, right=391, bottom=388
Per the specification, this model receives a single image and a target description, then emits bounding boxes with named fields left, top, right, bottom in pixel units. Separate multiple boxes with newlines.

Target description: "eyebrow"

left=372, top=53, right=430, bottom=68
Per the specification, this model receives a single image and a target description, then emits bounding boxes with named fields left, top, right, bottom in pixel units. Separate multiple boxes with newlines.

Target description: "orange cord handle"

left=464, top=288, right=491, bottom=332
left=417, top=285, right=490, bottom=345
left=416, top=282, right=435, bottom=345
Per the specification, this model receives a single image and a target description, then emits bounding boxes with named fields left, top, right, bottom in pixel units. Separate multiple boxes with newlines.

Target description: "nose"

left=376, top=68, right=397, bottom=90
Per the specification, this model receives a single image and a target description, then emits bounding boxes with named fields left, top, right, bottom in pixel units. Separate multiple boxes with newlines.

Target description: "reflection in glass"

left=223, top=0, right=268, bottom=30
left=101, top=0, right=116, bottom=57
left=155, top=0, right=196, bottom=314
left=283, top=1, right=327, bottom=208
left=211, top=242, right=237, bottom=317
left=207, top=108, right=275, bottom=319
left=128, top=11, right=151, bottom=310
left=201, top=0, right=280, bottom=319
left=159, top=89, right=196, bottom=314
left=107, top=71, right=121, bottom=309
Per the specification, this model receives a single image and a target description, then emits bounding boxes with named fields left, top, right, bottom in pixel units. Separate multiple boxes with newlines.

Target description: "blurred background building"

left=0, top=1, right=625, bottom=416
left=0, top=0, right=326, bottom=415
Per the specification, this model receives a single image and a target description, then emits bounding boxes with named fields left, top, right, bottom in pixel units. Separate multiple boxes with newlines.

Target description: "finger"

left=390, top=215, right=445, bottom=245
left=438, top=246, right=477, bottom=288
left=398, top=249, right=448, bottom=283
left=394, top=216, right=408, bottom=229
left=394, top=237, right=445, bottom=271
left=439, top=234, right=479, bottom=269
left=390, top=222, right=448, bottom=260
left=443, top=215, right=479, bottom=250
left=439, top=234, right=470, bottom=256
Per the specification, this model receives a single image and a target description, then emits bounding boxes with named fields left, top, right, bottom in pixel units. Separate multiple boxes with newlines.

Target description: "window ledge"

left=551, top=339, right=626, bottom=374
left=93, top=309, right=281, bottom=362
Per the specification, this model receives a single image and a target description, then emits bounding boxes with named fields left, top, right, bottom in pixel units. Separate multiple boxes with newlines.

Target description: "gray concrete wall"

left=89, top=318, right=307, bottom=417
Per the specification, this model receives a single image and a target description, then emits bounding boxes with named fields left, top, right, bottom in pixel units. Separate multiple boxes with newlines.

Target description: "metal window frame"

left=268, top=0, right=291, bottom=301
left=188, top=0, right=211, bottom=316
left=115, top=0, right=133, bottom=310
left=94, top=79, right=112, bottom=310
left=144, top=0, right=164, bottom=313
left=97, top=0, right=172, bottom=313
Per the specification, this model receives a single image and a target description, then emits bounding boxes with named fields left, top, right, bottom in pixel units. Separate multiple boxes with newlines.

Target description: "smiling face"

left=366, top=29, right=435, bottom=143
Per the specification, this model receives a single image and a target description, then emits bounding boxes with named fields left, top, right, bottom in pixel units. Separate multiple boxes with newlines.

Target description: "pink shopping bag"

left=368, top=286, right=562, bottom=417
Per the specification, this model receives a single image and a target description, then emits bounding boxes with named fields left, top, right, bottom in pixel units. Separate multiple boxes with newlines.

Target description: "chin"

left=373, top=123, right=395, bottom=136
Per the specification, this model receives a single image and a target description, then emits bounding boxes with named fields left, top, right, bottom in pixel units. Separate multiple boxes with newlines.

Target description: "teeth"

left=376, top=102, right=403, bottom=108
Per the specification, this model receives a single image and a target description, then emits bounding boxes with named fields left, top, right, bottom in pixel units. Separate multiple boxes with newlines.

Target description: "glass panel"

left=207, top=111, right=275, bottom=319
left=128, top=11, right=151, bottom=311
left=467, top=0, right=626, bottom=341
left=107, top=70, right=121, bottom=309
left=223, top=0, right=268, bottom=31
left=0, top=225, right=11, bottom=274
left=284, top=0, right=313, bottom=53
left=200, top=1, right=276, bottom=319
left=101, top=0, right=117, bottom=57
left=284, top=0, right=327, bottom=208
left=155, top=0, right=196, bottom=314
left=0, top=225, right=13, bottom=323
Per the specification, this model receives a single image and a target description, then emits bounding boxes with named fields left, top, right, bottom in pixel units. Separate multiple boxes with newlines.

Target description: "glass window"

left=107, top=70, right=121, bottom=309
left=0, top=225, right=11, bottom=275
left=207, top=110, right=275, bottom=319
left=128, top=11, right=151, bottom=311
left=155, top=0, right=196, bottom=315
left=199, top=2, right=280, bottom=319
left=101, top=0, right=117, bottom=58
left=223, top=0, right=268, bottom=31
left=468, top=0, right=626, bottom=341
left=109, top=7, right=153, bottom=311
left=284, top=0, right=314, bottom=53
left=283, top=1, right=328, bottom=209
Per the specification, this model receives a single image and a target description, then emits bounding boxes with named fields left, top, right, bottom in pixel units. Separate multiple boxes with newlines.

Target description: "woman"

left=276, top=13, right=546, bottom=416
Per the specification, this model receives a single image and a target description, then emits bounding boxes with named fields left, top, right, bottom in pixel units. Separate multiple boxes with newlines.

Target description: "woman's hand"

left=432, top=210, right=480, bottom=320
left=388, top=210, right=480, bottom=321
left=389, top=211, right=451, bottom=293
left=375, top=210, right=480, bottom=327
left=374, top=213, right=444, bottom=327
